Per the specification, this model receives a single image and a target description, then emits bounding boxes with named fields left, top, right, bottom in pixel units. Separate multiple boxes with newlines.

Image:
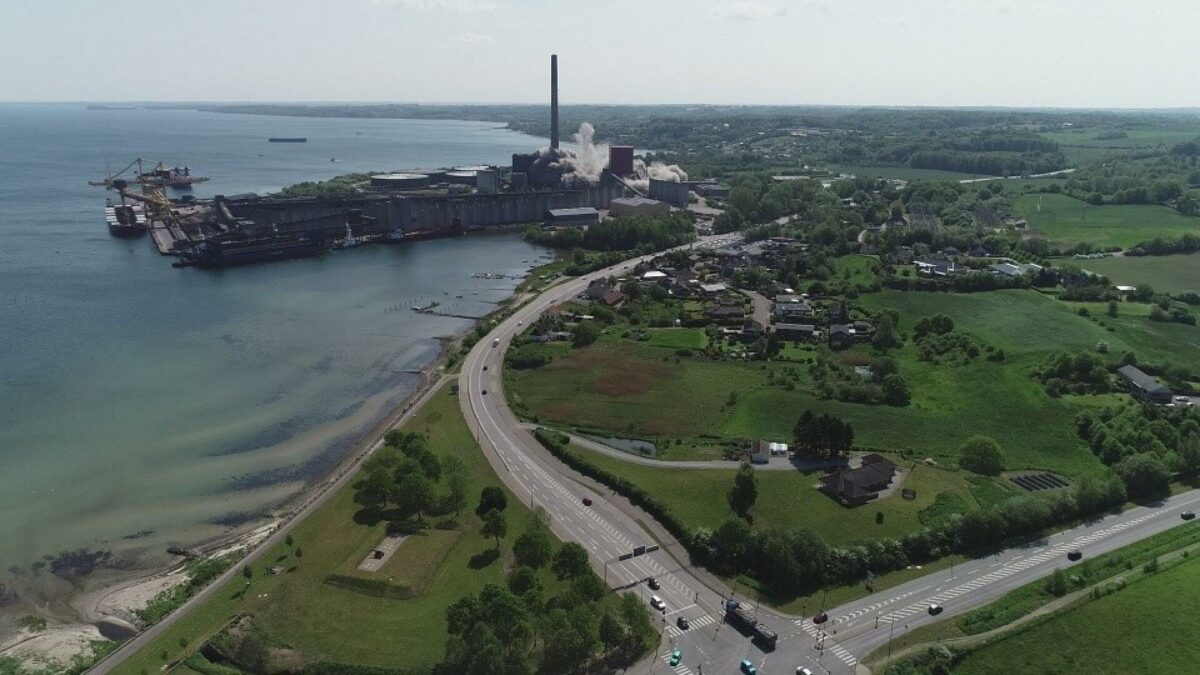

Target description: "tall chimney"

left=550, top=54, right=559, bottom=150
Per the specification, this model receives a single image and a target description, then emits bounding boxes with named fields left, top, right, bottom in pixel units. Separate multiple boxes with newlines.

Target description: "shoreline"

left=2, top=255, right=539, bottom=670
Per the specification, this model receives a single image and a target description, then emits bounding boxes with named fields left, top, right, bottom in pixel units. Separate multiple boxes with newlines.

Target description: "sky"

left=3, top=0, right=1198, bottom=108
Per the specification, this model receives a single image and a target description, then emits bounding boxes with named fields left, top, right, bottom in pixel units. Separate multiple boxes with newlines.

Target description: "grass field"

left=116, top=384, right=552, bottom=674
left=834, top=165, right=979, bottom=182
left=1013, top=193, right=1200, bottom=249
left=512, top=290, right=1113, bottom=475
left=1081, top=253, right=1200, bottom=294
left=955, top=548, right=1200, bottom=674
left=567, top=442, right=1005, bottom=546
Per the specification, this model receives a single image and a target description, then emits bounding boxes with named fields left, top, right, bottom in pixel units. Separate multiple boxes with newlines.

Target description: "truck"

left=724, top=599, right=777, bottom=649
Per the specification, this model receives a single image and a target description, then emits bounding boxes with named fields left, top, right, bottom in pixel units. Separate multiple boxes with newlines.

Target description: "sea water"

left=0, top=104, right=549, bottom=584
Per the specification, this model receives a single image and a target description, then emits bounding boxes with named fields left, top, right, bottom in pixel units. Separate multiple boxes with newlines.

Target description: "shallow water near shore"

left=0, top=104, right=548, bottom=594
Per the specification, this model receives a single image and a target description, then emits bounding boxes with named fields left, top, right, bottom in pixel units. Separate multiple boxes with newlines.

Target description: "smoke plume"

left=525, top=122, right=688, bottom=191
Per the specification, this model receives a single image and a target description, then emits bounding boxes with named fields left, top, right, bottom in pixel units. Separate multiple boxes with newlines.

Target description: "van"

left=650, top=595, right=665, bottom=611
left=492, top=338, right=500, bottom=347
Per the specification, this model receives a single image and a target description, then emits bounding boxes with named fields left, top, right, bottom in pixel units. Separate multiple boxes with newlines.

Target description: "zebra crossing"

left=794, top=620, right=857, bottom=666
left=876, top=507, right=1169, bottom=623
left=831, top=586, right=926, bottom=625
left=665, top=613, right=717, bottom=638
left=661, top=653, right=695, bottom=675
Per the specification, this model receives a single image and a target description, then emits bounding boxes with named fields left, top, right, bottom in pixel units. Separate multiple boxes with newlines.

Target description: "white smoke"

left=525, top=122, right=689, bottom=192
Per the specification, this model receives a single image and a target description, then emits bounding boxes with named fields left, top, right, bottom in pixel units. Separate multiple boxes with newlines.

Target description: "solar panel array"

left=1010, top=473, right=1070, bottom=491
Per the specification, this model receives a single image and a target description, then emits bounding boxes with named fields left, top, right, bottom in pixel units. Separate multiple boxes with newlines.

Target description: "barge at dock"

left=105, top=199, right=147, bottom=237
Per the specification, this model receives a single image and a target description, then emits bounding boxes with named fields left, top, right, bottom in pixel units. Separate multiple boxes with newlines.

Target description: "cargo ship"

left=104, top=199, right=147, bottom=237
left=140, top=164, right=209, bottom=189
left=176, top=226, right=330, bottom=268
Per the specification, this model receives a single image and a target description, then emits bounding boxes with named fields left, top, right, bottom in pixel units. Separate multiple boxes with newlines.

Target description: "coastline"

left=2, top=263, right=536, bottom=671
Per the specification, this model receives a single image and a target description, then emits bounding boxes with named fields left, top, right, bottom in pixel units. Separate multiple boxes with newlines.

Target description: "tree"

left=599, top=610, right=626, bottom=654
left=573, top=320, right=600, bottom=348
left=881, top=374, right=911, bottom=406
left=552, top=542, right=591, bottom=580
left=481, top=509, right=507, bottom=549
left=477, top=486, right=508, bottom=516
left=1044, top=567, right=1069, bottom=597
left=1107, top=300, right=1119, bottom=317
left=352, top=468, right=393, bottom=513
left=872, top=314, right=903, bottom=351
left=958, top=436, right=1006, bottom=476
left=728, top=461, right=758, bottom=518
left=540, top=606, right=601, bottom=675
left=616, top=592, right=656, bottom=664
left=396, top=472, right=436, bottom=523
left=443, top=455, right=469, bottom=516
left=512, top=525, right=553, bottom=569
left=1117, top=454, right=1171, bottom=499
left=284, top=534, right=293, bottom=547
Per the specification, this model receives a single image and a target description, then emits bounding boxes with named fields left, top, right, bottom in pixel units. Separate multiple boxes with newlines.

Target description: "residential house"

left=704, top=304, right=746, bottom=325
left=829, top=324, right=854, bottom=349
left=581, top=279, right=610, bottom=302
left=775, top=323, right=818, bottom=342
left=741, top=318, right=765, bottom=342
left=850, top=320, right=875, bottom=340
left=774, top=301, right=814, bottom=322
left=750, top=440, right=771, bottom=465
left=699, top=282, right=729, bottom=297
left=1117, top=365, right=1173, bottom=404
left=601, top=289, right=626, bottom=308
left=820, top=454, right=898, bottom=506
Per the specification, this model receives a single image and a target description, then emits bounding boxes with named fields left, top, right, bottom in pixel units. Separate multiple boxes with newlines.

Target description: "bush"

left=958, top=436, right=1006, bottom=476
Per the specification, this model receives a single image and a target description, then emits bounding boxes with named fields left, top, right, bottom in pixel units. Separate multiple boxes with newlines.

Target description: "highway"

left=457, top=233, right=1200, bottom=674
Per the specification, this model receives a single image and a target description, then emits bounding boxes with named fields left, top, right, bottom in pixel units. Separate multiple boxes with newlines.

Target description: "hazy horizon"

left=5, top=0, right=1199, bottom=108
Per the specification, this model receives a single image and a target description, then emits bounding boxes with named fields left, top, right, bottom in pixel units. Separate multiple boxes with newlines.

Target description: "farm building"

left=820, top=454, right=897, bottom=506
left=1117, top=365, right=1173, bottom=404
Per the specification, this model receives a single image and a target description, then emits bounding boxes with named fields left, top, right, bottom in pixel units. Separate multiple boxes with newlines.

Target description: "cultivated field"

left=1013, top=193, right=1199, bottom=249
left=1082, top=253, right=1200, bottom=294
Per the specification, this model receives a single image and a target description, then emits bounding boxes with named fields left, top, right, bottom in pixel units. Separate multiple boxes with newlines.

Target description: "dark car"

left=1067, top=550, right=1082, bottom=561
left=482, top=365, right=488, bottom=371
left=812, top=611, right=829, bottom=625
left=647, top=577, right=660, bottom=590
left=582, top=497, right=592, bottom=507
left=676, top=616, right=690, bottom=630
left=481, top=389, right=487, bottom=395
left=1183, top=511, right=1196, bottom=521
left=927, top=604, right=943, bottom=615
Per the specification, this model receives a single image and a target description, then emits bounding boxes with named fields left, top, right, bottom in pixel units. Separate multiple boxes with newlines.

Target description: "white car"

left=650, top=595, right=665, bottom=611
left=796, top=668, right=814, bottom=675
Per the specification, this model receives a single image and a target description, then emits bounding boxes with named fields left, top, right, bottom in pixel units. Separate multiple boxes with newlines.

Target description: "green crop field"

left=568, top=441, right=1004, bottom=546
left=955, top=553, right=1200, bottom=674
left=116, top=384, right=554, bottom=674
left=1081, top=253, right=1200, bottom=294
left=511, top=290, right=1117, bottom=476
left=1013, top=193, right=1200, bottom=249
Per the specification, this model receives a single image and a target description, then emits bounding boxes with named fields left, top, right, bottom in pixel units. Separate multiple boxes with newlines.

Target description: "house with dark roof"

left=828, top=324, right=854, bottom=349
left=774, top=323, right=817, bottom=342
left=1117, top=365, right=1173, bottom=404
left=581, top=279, right=610, bottom=302
left=774, top=301, right=814, bottom=322
left=705, top=304, right=746, bottom=325
left=601, top=289, right=626, bottom=308
left=820, top=455, right=897, bottom=506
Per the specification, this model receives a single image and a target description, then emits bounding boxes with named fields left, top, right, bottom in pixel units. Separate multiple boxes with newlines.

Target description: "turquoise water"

left=0, top=105, right=549, bottom=582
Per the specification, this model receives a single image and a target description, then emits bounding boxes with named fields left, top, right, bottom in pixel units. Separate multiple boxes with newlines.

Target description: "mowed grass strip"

left=954, top=552, right=1200, bottom=674
left=116, top=384, right=548, bottom=674
left=1013, top=192, right=1199, bottom=249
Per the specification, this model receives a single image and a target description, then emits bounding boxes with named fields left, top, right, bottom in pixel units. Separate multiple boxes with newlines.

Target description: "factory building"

left=545, top=207, right=600, bottom=226
left=371, top=173, right=430, bottom=190
left=649, top=178, right=691, bottom=207
left=608, top=146, right=635, bottom=177
left=609, top=196, right=669, bottom=218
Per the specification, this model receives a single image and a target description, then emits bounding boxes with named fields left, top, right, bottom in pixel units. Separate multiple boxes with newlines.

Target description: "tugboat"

left=104, top=197, right=147, bottom=237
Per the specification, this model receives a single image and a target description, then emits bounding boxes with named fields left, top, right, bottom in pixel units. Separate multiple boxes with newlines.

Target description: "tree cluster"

left=352, top=431, right=468, bottom=523
left=792, top=410, right=855, bottom=458
left=1076, top=404, right=1200, bottom=497
left=1034, top=351, right=1114, bottom=396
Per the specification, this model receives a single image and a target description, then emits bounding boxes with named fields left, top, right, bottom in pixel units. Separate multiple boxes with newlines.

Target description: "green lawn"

left=566, top=441, right=1001, bottom=547
left=955, top=551, right=1200, bottom=674
left=835, top=165, right=980, bottom=181
left=1013, top=193, right=1200, bottom=249
left=834, top=254, right=882, bottom=286
left=116, top=384, right=553, bottom=674
left=513, top=290, right=1111, bottom=476
left=1081, top=253, right=1200, bottom=294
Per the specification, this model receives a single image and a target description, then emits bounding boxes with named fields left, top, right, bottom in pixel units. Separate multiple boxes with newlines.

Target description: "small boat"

left=268, top=137, right=307, bottom=143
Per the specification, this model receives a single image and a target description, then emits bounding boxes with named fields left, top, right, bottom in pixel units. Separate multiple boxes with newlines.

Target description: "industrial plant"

left=98, top=55, right=718, bottom=269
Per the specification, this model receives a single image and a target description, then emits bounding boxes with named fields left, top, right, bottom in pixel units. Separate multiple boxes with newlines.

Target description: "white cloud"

left=456, top=32, right=495, bottom=46
left=712, top=1, right=785, bottom=20
left=370, top=0, right=499, bottom=12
